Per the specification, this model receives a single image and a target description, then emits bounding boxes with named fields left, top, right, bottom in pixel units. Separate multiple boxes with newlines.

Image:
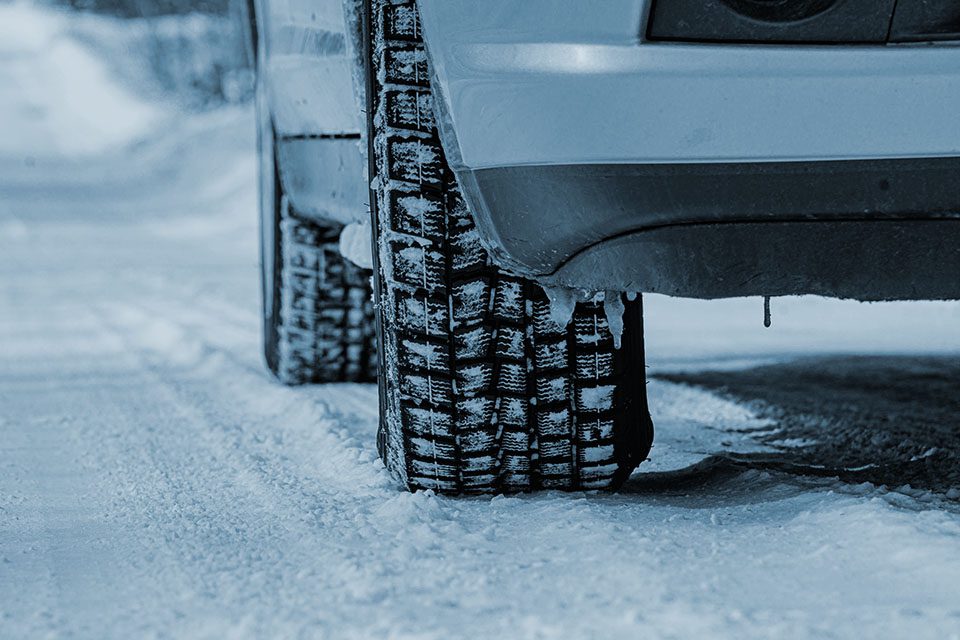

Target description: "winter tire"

left=365, top=0, right=655, bottom=494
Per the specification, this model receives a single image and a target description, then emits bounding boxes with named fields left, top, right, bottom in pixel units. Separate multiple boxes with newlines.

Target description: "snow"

left=644, top=294, right=960, bottom=372
left=4, top=8, right=960, bottom=640
left=577, top=384, right=616, bottom=411
left=0, top=3, right=162, bottom=157
left=339, top=218, right=374, bottom=269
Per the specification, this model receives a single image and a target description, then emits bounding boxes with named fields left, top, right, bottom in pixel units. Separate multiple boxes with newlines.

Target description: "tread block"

left=387, top=137, right=444, bottom=188
left=399, top=337, right=450, bottom=371
left=385, top=89, right=435, bottom=133
left=493, top=278, right=525, bottom=323
left=384, top=2, right=420, bottom=42
left=384, top=45, right=430, bottom=88
left=577, top=416, right=616, bottom=444
left=540, top=475, right=575, bottom=489
left=534, top=339, right=568, bottom=372
left=456, top=396, right=495, bottom=433
left=495, top=326, right=526, bottom=360
left=531, top=297, right=565, bottom=336
left=575, top=384, right=617, bottom=413
left=449, top=224, right=487, bottom=273
left=536, top=407, right=572, bottom=438
left=501, top=441, right=531, bottom=464
left=454, top=326, right=492, bottom=361
left=409, top=436, right=457, bottom=461
left=395, top=294, right=448, bottom=337
left=498, top=396, right=529, bottom=428
left=577, top=444, right=616, bottom=467
left=456, top=362, right=493, bottom=397
left=402, top=405, right=454, bottom=438
left=459, top=428, right=498, bottom=456
left=408, top=466, right=459, bottom=487
left=573, top=351, right=616, bottom=381
left=538, top=438, right=573, bottom=460
left=578, top=464, right=619, bottom=486
left=389, top=189, right=445, bottom=240
left=497, top=362, right=527, bottom=396
left=391, top=243, right=445, bottom=292
left=535, top=375, right=569, bottom=404
left=451, top=278, right=491, bottom=328
left=400, top=371, right=454, bottom=407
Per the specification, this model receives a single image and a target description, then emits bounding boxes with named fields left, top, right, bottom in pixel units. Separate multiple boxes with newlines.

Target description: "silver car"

left=241, top=0, right=960, bottom=494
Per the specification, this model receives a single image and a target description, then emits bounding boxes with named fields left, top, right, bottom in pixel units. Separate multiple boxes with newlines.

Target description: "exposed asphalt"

left=655, top=356, right=960, bottom=496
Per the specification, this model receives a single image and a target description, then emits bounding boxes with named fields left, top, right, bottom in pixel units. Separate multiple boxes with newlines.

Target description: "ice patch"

left=339, top=218, right=374, bottom=269
left=768, top=437, right=818, bottom=449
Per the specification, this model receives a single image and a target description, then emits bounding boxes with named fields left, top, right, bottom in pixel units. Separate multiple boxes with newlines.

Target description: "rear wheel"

left=365, top=0, right=654, bottom=493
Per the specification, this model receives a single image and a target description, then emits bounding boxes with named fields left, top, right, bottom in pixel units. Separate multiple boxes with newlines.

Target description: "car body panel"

left=276, top=137, right=367, bottom=225
left=268, top=54, right=360, bottom=137
left=417, top=0, right=960, bottom=299
left=463, top=157, right=960, bottom=281
left=251, top=0, right=960, bottom=300
left=251, top=0, right=367, bottom=226
left=255, top=0, right=363, bottom=136
left=418, top=0, right=960, bottom=168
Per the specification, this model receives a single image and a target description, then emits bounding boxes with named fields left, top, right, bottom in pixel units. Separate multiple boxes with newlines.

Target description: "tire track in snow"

left=90, top=302, right=405, bottom=637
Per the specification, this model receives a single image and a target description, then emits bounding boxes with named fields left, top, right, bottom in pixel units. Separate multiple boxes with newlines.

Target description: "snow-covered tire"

left=265, top=198, right=378, bottom=385
left=365, top=0, right=654, bottom=494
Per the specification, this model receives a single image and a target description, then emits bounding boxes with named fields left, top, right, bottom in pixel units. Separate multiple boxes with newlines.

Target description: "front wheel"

left=365, top=0, right=654, bottom=494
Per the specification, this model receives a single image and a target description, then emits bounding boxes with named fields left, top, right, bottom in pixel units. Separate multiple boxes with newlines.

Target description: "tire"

left=254, top=24, right=377, bottom=385
left=365, top=0, right=655, bottom=494
left=265, top=196, right=379, bottom=385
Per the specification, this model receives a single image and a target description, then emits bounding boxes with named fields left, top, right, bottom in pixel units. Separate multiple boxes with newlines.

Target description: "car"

left=239, top=0, right=960, bottom=495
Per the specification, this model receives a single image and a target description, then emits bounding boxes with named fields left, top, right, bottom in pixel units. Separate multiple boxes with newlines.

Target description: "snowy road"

left=3, top=6, right=960, bottom=639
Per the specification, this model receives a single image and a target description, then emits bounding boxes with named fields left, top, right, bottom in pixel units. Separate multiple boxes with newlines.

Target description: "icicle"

left=541, top=285, right=581, bottom=330
left=603, top=291, right=626, bottom=349
left=763, top=296, right=772, bottom=328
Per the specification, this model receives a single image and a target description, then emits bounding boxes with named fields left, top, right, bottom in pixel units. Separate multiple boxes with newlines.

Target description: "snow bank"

left=67, top=10, right=253, bottom=109
left=0, top=3, right=163, bottom=157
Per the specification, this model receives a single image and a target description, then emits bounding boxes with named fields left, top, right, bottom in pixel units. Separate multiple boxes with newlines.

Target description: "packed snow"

left=339, top=218, right=374, bottom=269
left=3, top=6, right=960, bottom=639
